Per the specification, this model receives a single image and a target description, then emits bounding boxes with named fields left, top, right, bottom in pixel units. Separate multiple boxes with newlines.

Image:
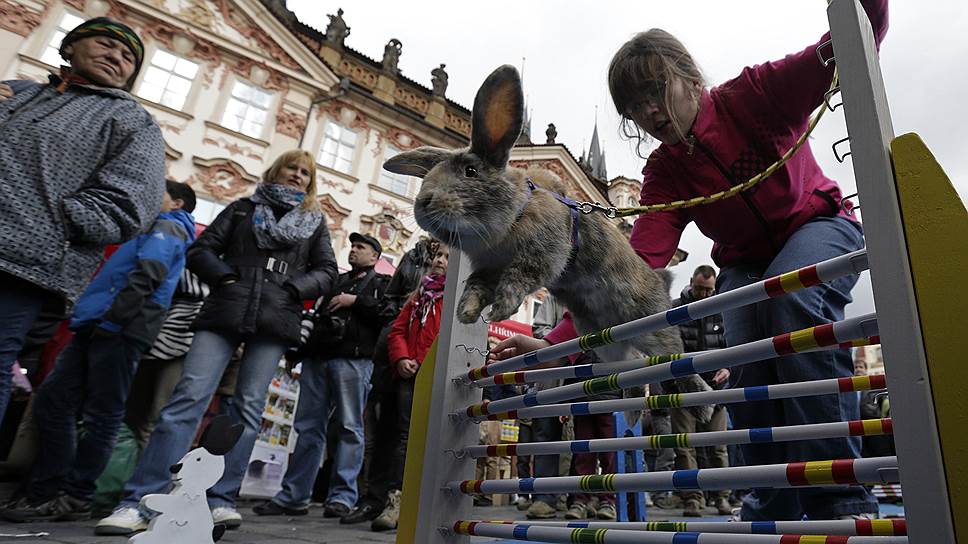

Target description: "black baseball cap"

left=349, top=232, right=382, bottom=255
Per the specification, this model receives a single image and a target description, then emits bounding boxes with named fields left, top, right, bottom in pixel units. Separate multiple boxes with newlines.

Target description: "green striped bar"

left=648, top=434, right=688, bottom=448
left=582, top=374, right=619, bottom=396
left=647, top=354, right=682, bottom=366
left=577, top=327, right=613, bottom=351
left=645, top=521, right=689, bottom=531
left=578, top=474, right=616, bottom=492
left=646, top=393, right=683, bottom=409
left=570, top=528, right=607, bottom=543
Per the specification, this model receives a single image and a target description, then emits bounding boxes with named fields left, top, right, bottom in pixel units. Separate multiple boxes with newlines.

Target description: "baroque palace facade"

left=0, top=0, right=641, bottom=322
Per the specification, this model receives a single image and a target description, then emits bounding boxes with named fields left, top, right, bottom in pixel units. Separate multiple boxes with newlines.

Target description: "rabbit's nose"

left=169, top=463, right=183, bottom=474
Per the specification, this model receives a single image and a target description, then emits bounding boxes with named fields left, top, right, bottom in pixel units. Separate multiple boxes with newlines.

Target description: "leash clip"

left=577, top=201, right=617, bottom=218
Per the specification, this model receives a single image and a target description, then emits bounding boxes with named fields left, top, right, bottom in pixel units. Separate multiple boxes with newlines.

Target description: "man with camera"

left=253, top=233, right=390, bottom=518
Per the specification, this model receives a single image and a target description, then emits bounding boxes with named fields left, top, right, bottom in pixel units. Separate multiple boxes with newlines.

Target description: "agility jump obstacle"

left=397, top=1, right=968, bottom=543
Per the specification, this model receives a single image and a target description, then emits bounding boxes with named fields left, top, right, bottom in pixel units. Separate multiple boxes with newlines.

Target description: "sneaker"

left=515, top=497, right=532, bottom=511
left=341, top=501, right=383, bottom=524
left=472, top=495, right=493, bottom=507
left=652, top=493, right=682, bottom=510
left=1, top=493, right=91, bottom=522
left=211, top=506, right=242, bottom=529
left=645, top=494, right=654, bottom=507
left=323, top=501, right=351, bottom=518
left=526, top=500, right=557, bottom=519
left=252, top=500, right=308, bottom=516
left=96, top=506, right=149, bottom=535
left=596, top=503, right=617, bottom=521
left=683, top=500, right=703, bottom=517
left=838, top=513, right=879, bottom=520
left=555, top=495, right=568, bottom=512
left=714, top=497, right=733, bottom=515
left=370, top=490, right=401, bottom=532
left=565, top=503, right=591, bottom=520
left=728, top=507, right=743, bottom=522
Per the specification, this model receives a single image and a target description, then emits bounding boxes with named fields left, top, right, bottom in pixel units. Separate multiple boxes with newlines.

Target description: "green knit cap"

left=59, top=17, right=144, bottom=88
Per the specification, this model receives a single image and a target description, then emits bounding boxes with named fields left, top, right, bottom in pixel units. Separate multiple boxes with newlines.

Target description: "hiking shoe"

left=323, top=501, right=351, bottom=518
left=341, top=501, right=382, bottom=524
left=515, top=497, right=532, bottom=511
left=96, top=506, right=148, bottom=535
left=596, top=503, right=617, bottom=521
left=714, top=497, right=733, bottom=515
left=252, top=500, right=308, bottom=516
left=472, top=495, right=492, bottom=507
left=683, top=500, right=703, bottom=517
left=838, top=513, right=879, bottom=520
left=211, top=506, right=242, bottom=529
left=555, top=495, right=568, bottom=512
left=370, top=490, right=400, bottom=532
left=1, top=493, right=91, bottom=522
left=565, top=502, right=592, bottom=520
left=526, top=500, right=557, bottom=519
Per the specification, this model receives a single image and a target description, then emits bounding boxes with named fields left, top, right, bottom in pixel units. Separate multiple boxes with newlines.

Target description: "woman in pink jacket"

left=493, top=1, right=889, bottom=521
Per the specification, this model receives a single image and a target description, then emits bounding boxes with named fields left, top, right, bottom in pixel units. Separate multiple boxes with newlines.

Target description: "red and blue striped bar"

left=509, top=519, right=906, bottom=537
left=464, top=418, right=892, bottom=459
left=481, top=374, right=887, bottom=422
left=460, top=249, right=869, bottom=383
left=451, top=520, right=907, bottom=543
left=448, top=456, right=898, bottom=496
left=463, top=314, right=876, bottom=419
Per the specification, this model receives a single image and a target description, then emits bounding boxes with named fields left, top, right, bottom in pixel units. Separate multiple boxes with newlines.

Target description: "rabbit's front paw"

left=457, top=290, right=486, bottom=324
left=485, top=296, right=518, bottom=323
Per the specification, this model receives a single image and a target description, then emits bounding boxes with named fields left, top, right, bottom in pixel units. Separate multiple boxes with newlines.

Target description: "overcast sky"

left=288, top=1, right=967, bottom=316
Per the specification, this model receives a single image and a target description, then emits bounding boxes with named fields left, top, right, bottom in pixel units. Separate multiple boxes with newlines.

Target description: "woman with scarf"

left=98, top=150, right=338, bottom=535
left=369, top=244, right=448, bottom=532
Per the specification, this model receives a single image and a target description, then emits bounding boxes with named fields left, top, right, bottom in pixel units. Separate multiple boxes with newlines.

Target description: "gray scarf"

left=250, top=182, right=323, bottom=250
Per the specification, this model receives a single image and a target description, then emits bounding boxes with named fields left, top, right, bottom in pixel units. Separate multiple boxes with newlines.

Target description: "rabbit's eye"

left=464, top=166, right=478, bottom=178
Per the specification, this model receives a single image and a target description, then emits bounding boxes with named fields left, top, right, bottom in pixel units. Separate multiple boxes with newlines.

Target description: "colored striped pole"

left=475, top=337, right=878, bottom=387
left=481, top=374, right=887, bottom=422
left=449, top=456, right=897, bottom=495
left=488, top=519, right=907, bottom=536
left=464, top=314, right=877, bottom=419
left=462, top=249, right=869, bottom=383
left=465, top=418, right=892, bottom=458
left=451, top=521, right=908, bottom=543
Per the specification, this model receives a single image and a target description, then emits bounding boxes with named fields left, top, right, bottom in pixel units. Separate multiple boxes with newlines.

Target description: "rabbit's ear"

left=383, top=146, right=452, bottom=178
left=199, top=415, right=244, bottom=456
left=470, top=65, right=523, bottom=168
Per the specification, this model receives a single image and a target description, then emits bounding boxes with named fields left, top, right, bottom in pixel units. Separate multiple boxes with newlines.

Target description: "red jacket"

left=630, top=0, right=887, bottom=270
left=546, top=1, right=888, bottom=346
left=387, top=297, right=444, bottom=376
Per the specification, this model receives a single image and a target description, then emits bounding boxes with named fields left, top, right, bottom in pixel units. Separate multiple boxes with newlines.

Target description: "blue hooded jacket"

left=71, top=209, right=197, bottom=347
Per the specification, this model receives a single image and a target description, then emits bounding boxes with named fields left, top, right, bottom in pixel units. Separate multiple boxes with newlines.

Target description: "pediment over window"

left=188, top=156, right=259, bottom=202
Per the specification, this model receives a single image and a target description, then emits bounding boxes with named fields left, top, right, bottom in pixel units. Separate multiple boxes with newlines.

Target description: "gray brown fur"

left=384, top=66, right=710, bottom=411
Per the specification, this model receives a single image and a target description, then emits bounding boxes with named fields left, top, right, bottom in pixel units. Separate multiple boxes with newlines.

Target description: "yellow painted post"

left=396, top=338, right=438, bottom=544
left=892, top=132, right=968, bottom=540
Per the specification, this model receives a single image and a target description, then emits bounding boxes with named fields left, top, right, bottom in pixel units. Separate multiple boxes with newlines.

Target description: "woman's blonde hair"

left=608, top=29, right=705, bottom=158
left=262, top=150, right=321, bottom=211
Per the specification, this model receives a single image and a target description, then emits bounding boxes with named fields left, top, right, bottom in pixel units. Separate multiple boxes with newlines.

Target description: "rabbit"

left=130, top=415, right=243, bottom=544
left=384, top=65, right=712, bottom=420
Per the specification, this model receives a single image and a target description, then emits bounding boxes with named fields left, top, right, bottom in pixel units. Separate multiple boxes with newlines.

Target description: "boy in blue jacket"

left=1, top=180, right=197, bottom=522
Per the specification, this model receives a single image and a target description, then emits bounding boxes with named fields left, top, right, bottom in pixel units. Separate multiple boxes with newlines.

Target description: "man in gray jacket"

left=0, top=17, right=164, bottom=425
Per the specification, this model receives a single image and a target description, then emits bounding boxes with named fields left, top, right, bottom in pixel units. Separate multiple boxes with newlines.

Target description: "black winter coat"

left=309, top=266, right=390, bottom=360
left=664, top=286, right=728, bottom=391
left=188, top=199, right=338, bottom=346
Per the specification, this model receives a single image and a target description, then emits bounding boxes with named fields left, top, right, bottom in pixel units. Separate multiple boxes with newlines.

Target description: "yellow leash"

left=578, top=70, right=841, bottom=219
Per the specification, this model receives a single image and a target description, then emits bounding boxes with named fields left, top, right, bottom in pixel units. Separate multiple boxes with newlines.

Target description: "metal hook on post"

left=841, top=192, right=860, bottom=215
left=832, top=136, right=852, bottom=163
left=824, top=86, right=843, bottom=112
left=816, top=39, right=836, bottom=67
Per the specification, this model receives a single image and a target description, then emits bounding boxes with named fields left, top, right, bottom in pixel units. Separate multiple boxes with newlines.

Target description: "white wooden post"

left=410, top=250, right=484, bottom=543
left=828, top=1, right=955, bottom=541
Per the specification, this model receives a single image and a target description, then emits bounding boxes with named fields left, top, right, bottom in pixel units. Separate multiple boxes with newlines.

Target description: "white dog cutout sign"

left=129, top=415, right=243, bottom=544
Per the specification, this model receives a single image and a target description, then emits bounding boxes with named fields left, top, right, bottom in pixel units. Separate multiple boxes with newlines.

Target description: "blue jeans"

left=530, top=415, right=563, bottom=506
left=0, top=273, right=51, bottom=424
left=119, top=331, right=286, bottom=509
left=28, top=327, right=145, bottom=502
left=273, top=357, right=372, bottom=509
left=719, top=216, right=877, bottom=520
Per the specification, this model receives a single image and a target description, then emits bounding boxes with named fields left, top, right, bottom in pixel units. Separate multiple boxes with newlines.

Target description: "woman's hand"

left=487, top=334, right=552, bottom=363
left=397, top=358, right=419, bottom=378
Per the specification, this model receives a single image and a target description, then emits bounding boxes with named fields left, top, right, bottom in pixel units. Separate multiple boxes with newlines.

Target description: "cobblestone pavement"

left=0, top=499, right=734, bottom=543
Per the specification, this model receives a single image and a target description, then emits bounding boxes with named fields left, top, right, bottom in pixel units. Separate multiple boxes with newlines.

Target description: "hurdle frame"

left=829, top=0, right=956, bottom=541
